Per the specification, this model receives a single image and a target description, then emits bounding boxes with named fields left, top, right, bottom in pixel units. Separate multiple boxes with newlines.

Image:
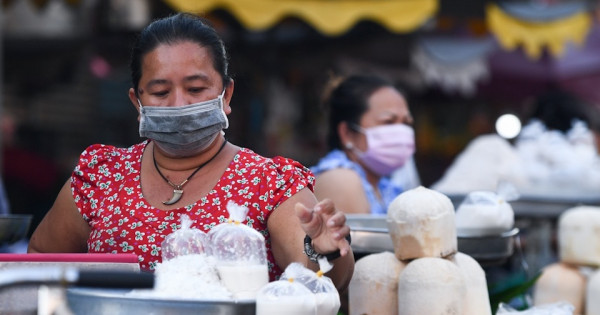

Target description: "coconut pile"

left=432, top=120, right=600, bottom=199
left=532, top=206, right=600, bottom=315
left=348, top=186, right=493, bottom=315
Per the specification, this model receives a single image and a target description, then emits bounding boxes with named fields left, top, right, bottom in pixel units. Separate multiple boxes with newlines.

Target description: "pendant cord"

left=152, top=139, right=228, bottom=189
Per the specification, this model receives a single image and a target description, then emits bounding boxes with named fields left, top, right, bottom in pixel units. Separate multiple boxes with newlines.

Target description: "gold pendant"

left=163, top=189, right=183, bottom=205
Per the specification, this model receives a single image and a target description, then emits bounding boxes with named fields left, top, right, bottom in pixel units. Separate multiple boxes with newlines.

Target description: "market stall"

left=3, top=1, right=600, bottom=314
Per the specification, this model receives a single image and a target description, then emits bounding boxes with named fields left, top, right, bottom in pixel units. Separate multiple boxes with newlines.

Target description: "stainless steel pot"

left=66, top=288, right=256, bottom=315
left=0, top=214, right=32, bottom=244
left=347, top=214, right=519, bottom=265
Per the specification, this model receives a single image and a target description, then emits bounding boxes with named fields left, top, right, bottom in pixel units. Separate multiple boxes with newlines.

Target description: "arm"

left=268, top=188, right=354, bottom=292
left=28, top=180, right=90, bottom=253
left=313, top=168, right=370, bottom=214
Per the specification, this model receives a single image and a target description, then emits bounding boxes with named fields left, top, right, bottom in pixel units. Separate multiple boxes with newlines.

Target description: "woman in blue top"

left=311, top=74, right=417, bottom=215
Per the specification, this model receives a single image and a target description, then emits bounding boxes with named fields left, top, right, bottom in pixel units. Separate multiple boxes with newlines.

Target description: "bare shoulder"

left=315, top=168, right=362, bottom=187
left=313, top=168, right=369, bottom=214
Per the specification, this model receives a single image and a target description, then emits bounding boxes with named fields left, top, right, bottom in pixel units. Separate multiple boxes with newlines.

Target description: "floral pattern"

left=71, top=140, right=314, bottom=280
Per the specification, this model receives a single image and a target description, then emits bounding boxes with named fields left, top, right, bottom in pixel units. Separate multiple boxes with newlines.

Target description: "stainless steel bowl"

left=456, top=227, right=519, bottom=262
left=66, top=288, right=256, bottom=315
left=347, top=214, right=519, bottom=265
left=0, top=215, right=33, bottom=244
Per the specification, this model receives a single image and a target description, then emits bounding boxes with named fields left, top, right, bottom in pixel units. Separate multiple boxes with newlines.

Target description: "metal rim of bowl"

left=456, top=227, right=520, bottom=239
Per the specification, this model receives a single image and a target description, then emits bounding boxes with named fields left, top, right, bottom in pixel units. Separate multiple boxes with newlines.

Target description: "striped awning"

left=162, top=0, right=439, bottom=36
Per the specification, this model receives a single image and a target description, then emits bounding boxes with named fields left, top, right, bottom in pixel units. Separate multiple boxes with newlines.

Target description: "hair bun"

left=320, top=72, right=346, bottom=108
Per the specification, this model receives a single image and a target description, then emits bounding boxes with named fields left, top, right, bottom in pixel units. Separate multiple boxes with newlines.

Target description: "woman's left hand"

left=294, top=198, right=352, bottom=257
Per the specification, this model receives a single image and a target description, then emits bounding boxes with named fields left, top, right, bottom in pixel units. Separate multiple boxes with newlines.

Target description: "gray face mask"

left=138, top=90, right=228, bottom=157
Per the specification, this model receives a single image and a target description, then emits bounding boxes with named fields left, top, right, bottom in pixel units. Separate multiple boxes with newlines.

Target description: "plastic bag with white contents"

left=207, top=201, right=269, bottom=299
left=280, top=261, right=340, bottom=315
left=496, top=302, right=574, bottom=315
left=455, top=182, right=518, bottom=236
left=161, top=214, right=209, bottom=260
left=256, top=278, right=317, bottom=315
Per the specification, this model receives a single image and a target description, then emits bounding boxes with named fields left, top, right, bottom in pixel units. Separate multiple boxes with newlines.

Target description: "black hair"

left=323, top=74, right=396, bottom=150
left=130, top=13, right=231, bottom=96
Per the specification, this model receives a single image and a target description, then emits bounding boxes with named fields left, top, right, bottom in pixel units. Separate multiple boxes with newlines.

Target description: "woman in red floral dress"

left=28, top=13, right=354, bottom=292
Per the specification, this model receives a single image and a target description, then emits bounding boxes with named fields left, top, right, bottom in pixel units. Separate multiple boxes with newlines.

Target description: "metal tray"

left=66, top=288, right=256, bottom=315
left=347, top=214, right=519, bottom=264
left=446, top=194, right=600, bottom=219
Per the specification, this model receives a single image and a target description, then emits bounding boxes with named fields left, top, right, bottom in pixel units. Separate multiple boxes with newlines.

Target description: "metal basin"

left=0, top=215, right=32, bottom=244
left=456, top=227, right=519, bottom=262
left=66, top=287, right=256, bottom=315
left=347, top=214, right=519, bottom=265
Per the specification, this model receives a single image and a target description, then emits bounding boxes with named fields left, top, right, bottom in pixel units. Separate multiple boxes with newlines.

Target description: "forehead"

left=140, top=41, right=219, bottom=83
left=364, top=87, right=410, bottom=117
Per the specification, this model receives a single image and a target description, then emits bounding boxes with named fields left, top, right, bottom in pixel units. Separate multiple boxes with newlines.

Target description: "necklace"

left=153, top=140, right=228, bottom=205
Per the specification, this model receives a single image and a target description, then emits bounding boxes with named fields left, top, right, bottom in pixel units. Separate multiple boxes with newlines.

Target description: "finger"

left=331, top=225, right=350, bottom=241
left=326, top=212, right=347, bottom=228
left=335, top=227, right=352, bottom=256
left=340, top=241, right=352, bottom=256
left=294, top=202, right=313, bottom=224
left=314, top=198, right=335, bottom=215
left=312, top=227, right=350, bottom=255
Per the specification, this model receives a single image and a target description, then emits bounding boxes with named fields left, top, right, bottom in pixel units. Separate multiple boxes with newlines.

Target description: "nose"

left=171, top=89, right=189, bottom=107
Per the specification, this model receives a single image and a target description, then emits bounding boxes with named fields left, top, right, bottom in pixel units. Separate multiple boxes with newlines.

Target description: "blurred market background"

left=3, top=0, right=600, bottom=266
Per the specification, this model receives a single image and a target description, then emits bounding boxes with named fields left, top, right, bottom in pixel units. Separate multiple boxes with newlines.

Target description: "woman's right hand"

left=294, top=199, right=352, bottom=257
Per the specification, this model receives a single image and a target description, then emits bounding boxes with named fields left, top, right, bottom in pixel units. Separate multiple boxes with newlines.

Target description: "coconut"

left=386, top=186, right=457, bottom=260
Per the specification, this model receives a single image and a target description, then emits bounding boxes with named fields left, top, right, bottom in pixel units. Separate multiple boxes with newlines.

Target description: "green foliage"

left=489, top=271, right=543, bottom=314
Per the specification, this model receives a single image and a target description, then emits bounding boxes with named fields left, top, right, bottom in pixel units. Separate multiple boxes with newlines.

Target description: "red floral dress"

left=71, top=140, right=315, bottom=281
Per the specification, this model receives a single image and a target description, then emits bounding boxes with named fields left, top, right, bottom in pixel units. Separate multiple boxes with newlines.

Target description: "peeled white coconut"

left=558, top=206, right=600, bottom=267
left=533, top=262, right=586, bottom=315
left=348, top=251, right=406, bottom=315
left=450, top=252, right=492, bottom=315
left=587, top=269, right=600, bottom=315
left=397, top=257, right=466, bottom=315
left=386, top=186, right=457, bottom=260
left=455, top=190, right=515, bottom=236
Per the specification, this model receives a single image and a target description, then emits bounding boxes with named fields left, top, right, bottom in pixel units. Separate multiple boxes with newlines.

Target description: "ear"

left=128, top=88, right=142, bottom=122
left=222, top=79, right=234, bottom=115
left=338, top=121, right=352, bottom=147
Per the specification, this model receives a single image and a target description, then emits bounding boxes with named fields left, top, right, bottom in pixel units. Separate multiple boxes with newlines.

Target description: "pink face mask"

left=350, top=124, right=416, bottom=176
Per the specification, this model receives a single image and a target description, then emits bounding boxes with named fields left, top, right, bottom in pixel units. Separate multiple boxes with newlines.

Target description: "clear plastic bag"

left=455, top=183, right=518, bottom=235
left=280, top=262, right=340, bottom=315
left=256, top=277, right=317, bottom=315
left=496, top=302, right=574, bottom=315
left=161, top=214, right=209, bottom=260
left=207, top=201, right=269, bottom=299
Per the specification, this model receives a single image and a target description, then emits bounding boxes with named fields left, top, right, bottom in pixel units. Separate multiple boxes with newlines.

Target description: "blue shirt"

left=310, top=150, right=403, bottom=214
